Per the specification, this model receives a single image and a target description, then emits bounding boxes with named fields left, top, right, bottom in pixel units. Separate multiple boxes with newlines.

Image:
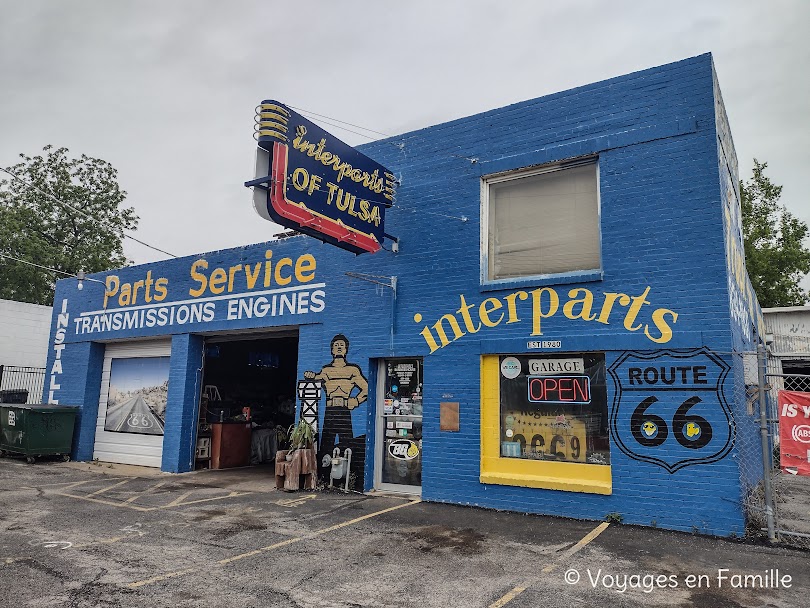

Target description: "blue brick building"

left=43, top=53, right=763, bottom=536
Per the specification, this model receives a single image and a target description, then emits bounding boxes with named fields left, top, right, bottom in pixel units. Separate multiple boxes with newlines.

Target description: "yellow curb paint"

left=126, top=499, right=420, bottom=589
left=488, top=522, right=610, bottom=608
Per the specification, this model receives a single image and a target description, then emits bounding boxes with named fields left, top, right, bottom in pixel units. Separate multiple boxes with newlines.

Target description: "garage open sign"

left=527, top=376, right=591, bottom=404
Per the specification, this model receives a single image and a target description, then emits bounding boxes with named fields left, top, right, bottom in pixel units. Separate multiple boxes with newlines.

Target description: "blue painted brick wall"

left=162, top=333, right=205, bottom=472
left=45, top=53, right=756, bottom=535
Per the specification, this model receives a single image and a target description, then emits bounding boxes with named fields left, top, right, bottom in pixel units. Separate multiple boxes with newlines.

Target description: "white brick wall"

left=0, top=298, right=53, bottom=368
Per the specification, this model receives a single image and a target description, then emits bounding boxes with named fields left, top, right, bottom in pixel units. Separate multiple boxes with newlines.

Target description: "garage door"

left=93, top=340, right=172, bottom=467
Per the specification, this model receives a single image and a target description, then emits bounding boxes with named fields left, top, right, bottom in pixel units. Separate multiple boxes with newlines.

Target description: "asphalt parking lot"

left=0, top=458, right=808, bottom=608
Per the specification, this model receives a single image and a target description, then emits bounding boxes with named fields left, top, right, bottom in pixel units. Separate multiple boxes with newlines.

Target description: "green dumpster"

left=0, top=404, right=79, bottom=464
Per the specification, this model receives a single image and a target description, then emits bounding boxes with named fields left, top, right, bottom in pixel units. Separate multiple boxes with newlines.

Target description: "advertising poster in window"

left=104, top=357, right=170, bottom=435
left=499, top=353, right=609, bottom=464
left=382, top=358, right=423, bottom=486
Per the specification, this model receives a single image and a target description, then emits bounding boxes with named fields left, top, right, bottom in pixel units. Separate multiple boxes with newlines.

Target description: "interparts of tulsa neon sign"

left=246, top=101, right=397, bottom=254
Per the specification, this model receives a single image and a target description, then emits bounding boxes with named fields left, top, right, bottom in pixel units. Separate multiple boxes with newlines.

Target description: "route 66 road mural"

left=608, top=348, right=734, bottom=473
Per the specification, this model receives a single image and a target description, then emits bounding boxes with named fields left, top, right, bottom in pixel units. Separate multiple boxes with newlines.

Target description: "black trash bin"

left=0, top=389, right=28, bottom=404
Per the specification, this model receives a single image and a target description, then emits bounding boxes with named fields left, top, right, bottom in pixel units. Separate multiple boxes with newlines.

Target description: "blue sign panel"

left=608, top=348, right=734, bottom=473
left=247, top=101, right=397, bottom=254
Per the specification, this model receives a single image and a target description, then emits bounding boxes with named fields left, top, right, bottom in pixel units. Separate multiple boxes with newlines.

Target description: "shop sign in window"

left=499, top=353, right=609, bottom=465
left=381, top=358, right=423, bottom=487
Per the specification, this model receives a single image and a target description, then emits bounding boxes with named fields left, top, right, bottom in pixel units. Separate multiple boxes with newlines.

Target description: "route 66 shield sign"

left=608, top=348, right=734, bottom=473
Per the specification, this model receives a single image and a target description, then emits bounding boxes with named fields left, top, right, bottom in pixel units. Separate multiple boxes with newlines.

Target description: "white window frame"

left=480, top=158, right=603, bottom=288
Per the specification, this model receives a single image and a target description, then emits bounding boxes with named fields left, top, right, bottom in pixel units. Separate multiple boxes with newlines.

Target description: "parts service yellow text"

left=73, top=250, right=324, bottom=335
left=413, top=286, right=678, bottom=351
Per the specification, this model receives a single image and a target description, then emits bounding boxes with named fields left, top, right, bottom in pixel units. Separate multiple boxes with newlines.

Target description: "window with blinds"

left=484, top=161, right=601, bottom=282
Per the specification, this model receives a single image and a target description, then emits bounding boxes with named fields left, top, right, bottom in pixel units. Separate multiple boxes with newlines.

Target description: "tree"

left=0, top=146, right=138, bottom=305
left=741, top=159, right=810, bottom=308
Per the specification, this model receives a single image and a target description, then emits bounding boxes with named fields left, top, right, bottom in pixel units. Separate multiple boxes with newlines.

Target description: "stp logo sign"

left=608, top=348, right=733, bottom=473
left=388, top=439, right=419, bottom=461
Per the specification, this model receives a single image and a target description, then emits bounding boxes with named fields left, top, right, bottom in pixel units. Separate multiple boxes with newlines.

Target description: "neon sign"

left=527, top=375, right=591, bottom=404
left=247, top=101, right=397, bottom=254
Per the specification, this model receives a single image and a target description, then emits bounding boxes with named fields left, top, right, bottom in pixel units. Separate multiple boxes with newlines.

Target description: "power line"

left=296, top=113, right=386, bottom=143
left=0, top=251, right=75, bottom=277
left=281, top=105, right=406, bottom=151
left=0, top=166, right=177, bottom=259
left=287, top=105, right=396, bottom=139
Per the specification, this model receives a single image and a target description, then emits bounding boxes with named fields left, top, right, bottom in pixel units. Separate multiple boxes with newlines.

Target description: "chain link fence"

left=728, top=349, right=771, bottom=542
left=728, top=335, right=810, bottom=550
left=763, top=343, right=810, bottom=550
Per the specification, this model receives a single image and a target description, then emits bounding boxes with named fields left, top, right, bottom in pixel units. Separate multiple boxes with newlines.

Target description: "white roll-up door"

left=93, top=340, right=172, bottom=467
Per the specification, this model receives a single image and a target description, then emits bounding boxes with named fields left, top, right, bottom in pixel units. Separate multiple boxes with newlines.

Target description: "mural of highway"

left=104, top=393, right=165, bottom=435
left=103, top=357, right=169, bottom=436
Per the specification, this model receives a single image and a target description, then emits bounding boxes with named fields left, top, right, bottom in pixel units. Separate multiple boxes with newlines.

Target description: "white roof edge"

left=763, top=306, right=810, bottom=313
left=0, top=298, right=52, bottom=310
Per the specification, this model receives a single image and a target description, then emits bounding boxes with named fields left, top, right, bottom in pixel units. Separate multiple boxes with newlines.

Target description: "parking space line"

left=127, top=498, right=421, bottom=589
left=74, top=535, right=129, bottom=549
left=18, top=478, right=105, bottom=490
left=540, top=521, right=609, bottom=573
left=489, top=586, right=527, bottom=608
left=55, top=492, right=156, bottom=512
left=274, top=494, right=317, bottom=507
left=54, top=486, right=251, bottom=511
left=165, top=490, right=251, bottom=508
left=124, top=481, right=167, bottom=503
left=87, top=479, right=131, bottom=496
left=488, top=521, right=610, bottom=608
left=163, top=490, right=194, bottom=507
left=219, top=498, right=422, bottom=565
left=128, top=567, right=199, bottom=587
left=66, top=478, right=117, bottom=489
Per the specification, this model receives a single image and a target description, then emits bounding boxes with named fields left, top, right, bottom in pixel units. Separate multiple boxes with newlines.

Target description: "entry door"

left=375, top=358, right=423, bottom=494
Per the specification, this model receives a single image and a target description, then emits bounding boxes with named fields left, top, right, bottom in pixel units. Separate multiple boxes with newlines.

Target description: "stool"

left=275, top=448, right=317, bottom=491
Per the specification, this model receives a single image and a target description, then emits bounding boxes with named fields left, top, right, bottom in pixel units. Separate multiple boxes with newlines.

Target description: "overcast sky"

left=1, top=0, right=808, bottom=267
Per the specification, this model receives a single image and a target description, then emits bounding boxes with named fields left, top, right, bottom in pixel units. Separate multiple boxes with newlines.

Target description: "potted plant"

left=275, top=419, right=318, bottom=492
left=286, top=419, right=315, bottom=460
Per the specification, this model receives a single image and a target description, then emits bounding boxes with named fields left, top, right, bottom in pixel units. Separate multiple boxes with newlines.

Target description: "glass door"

left=375, top=358, right=423, bottom=494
